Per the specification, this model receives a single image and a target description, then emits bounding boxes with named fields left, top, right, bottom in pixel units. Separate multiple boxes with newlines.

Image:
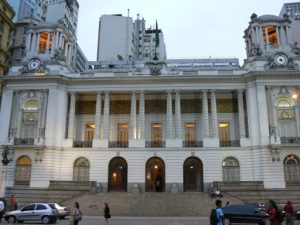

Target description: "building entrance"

left=146, top=157, right=165, bottom=192
left=108, top=157, right=128, bottom=191
left=183, top=157, right=203, bottom=192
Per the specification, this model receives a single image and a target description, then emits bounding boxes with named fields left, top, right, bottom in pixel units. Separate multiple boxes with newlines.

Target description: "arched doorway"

left=108, top=157, right=127, bottom=191
left=183, top=157, right=203, bottom=192
left=145, top=157, right=165, bottom=192
left=73, top=157, right=90, bottom=181
left=284, top=155, right=300, bottom=183
left=15, top=156, right=32, bottom=185
left=222, top=157, right=240, bottom=182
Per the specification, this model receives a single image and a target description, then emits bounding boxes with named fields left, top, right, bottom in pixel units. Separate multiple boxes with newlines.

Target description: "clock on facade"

left=274, top=53, right=288, bottom=66
left=27, top=58, right=41, bottom=70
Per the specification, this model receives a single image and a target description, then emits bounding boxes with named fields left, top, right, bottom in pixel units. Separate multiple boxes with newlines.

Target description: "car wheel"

left=42, top=216, right=50, bottom=224
left=7, top=216, right=16, bottom=223
left=223, top=217, right=231, bottom=225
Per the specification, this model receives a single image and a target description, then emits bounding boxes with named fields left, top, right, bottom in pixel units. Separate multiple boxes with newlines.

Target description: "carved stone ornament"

left=19, top=57, right=49, bottom=74
left=52, top=48, right=66, bottom=62
left=264, top=57, right=299, bottom=71
left=248, top=46, right=262, bottom=57
left=145, top=61, right=165, bottom=75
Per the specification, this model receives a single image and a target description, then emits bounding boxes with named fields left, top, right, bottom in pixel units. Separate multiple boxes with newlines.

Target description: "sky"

left=76, top=0, right=296, bottom=64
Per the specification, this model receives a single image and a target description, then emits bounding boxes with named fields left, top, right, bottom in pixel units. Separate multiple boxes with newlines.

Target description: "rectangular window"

left=84, top=123, right=95, bottom=144
left=219, top=122, right=231, bottom=147
left=118, top=123, right=128, bottom=147
left=185, top=123, right=196, bottom=146
left=151, top=123, right=162, bottom=143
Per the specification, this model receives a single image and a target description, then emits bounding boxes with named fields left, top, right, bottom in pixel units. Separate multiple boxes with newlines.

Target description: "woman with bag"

left=69, top=202, right=82, bottom=225
left=104, top=202, right=111, bottom=225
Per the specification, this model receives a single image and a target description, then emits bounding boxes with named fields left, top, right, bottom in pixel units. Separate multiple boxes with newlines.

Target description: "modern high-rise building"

left=280, top=2, right=300, bottom=20
left=7, top=0, right=46, bottom=22
left=97, top=13, right=166, bottom=62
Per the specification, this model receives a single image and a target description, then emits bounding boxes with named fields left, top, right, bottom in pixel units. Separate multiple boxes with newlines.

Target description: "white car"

left=48, top=203, right=69, bottom=219
left=5, top=203, right=59, bottom=224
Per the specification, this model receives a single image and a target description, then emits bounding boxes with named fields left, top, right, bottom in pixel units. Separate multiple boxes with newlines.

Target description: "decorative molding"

left=145, top=61, right=166, bottom=75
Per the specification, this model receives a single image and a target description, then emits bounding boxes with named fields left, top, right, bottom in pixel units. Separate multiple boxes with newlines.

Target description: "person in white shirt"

left=0, top=200, right=4, bottom=223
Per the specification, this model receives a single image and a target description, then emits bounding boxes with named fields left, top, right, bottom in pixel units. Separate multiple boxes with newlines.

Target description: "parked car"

left=5, top=203, right=59, bottom=224
left=48, top=203, right=69, bottom=219
left=296, top=209, right=300, bottom=220
left=222, top=204, right=270, bottom=225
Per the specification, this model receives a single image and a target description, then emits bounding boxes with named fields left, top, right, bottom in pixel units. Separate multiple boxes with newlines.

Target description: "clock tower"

left=243, top=13, right=300, bottom=71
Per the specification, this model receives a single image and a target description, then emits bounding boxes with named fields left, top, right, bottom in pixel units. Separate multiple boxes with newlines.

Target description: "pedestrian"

left=9, top=195, right=15, bottom=211
left=215, top=189, right=223, bottom=198
left=267, top=199, right=282, bottom=225
left=104, top=202, right=111, bottom=225
left=215, top=199, right=224, bottom=225
left=0, top=199, right=4, bottom=223
left=14, top=199, right=18, bottom=210
left=69, top=202, right=82, bottom=225
left=284, top=201, right=294, bottom=225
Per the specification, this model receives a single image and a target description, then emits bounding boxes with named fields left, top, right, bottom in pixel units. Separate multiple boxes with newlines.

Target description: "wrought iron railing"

left=73, top=141, right=92, bottom=148
left=145, top=141, right=166, bottom=148
left=220, top=140, right=240, bottom=147
left=183, top=141, right=203, bottom=148
left=108, top=141, right=128, bottom=148
left=14, top=138, right=34, bottom=145
left=280, top=137, right=300, bottom=145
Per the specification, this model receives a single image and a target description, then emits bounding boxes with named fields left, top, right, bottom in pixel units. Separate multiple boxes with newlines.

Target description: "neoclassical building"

left=1, top=14, right=300, bottom=193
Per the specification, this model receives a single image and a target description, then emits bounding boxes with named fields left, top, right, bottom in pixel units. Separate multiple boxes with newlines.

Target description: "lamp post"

left=0, top=146, right=10, bottom=198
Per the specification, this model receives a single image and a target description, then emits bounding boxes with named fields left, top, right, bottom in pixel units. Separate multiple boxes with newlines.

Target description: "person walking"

left=284, top=201, right=294, bottom=225
left=9, top=195, right=15, bottom=211
left=0, top=199, right=4, bottom=223
left=104, top=202, right=111, bottom=225
left=216, top=199, right=224, bottom=225
left=267, top=199, right=281, bottom=225
left=69, top=202, right=82, bottom=225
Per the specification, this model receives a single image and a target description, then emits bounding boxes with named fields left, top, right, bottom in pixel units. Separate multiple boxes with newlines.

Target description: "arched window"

left=145, top=157, right=165, bottom=192
left=15, top=156, right=32, bottom=185
left=108, top=157, right=128, bottom=191
left=222, top=157, right=240, bottom=182
left=183, top=157, right=203, bottom=192
left=21, top=100, right=39, bottom=139
left=73, top=157, right=90, bottom=181
left=284, top=155, right=300, bottom=182
left=276, top=97, right=296, bottom=137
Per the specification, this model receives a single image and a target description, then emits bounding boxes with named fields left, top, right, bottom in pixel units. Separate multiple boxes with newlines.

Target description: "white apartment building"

left=97, top=14, right=166, bottom=62
left=1, top=14, right=300, bottom=194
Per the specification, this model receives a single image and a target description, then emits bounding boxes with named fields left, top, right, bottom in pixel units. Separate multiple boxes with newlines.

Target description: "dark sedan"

left=223, top=204, right=270, bottom=225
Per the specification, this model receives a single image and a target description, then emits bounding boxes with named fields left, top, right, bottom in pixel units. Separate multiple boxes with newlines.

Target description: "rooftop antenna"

left=127, top=9, right=130, bottom=17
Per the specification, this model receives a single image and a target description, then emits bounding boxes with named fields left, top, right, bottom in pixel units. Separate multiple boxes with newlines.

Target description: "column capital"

left=265, top=86, right=273, bottom=90
left=103, top=91, right=111, bottom=95
left=96, top=91, right=102, bottom=95
left=137, top=90, right=144, bottom=95
left=237, top=89, right=245, bottom=94
left=69, top=92, right=76, bottom=96
left=201, top=89, right=208, bottom=93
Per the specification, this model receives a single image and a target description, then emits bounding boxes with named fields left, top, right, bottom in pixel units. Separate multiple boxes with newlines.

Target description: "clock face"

left=28, top=58, right=41, bottom=70
left=274, top=54, right=288, bottom=66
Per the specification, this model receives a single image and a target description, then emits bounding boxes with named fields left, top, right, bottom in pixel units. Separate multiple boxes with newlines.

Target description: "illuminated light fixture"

left=34, top=70, right=45, bottom=76
left=154, top=165, right=158, bottom=169
left=88, top=124, right=96, bottom=128
left=190, top=166, right=194, bottom=169
left=119, top=166, right=123, bottom=169
left=292, top=93, right=298, bottom=99
left=219, top=123, right=229, bottom=128
left=113, top=172, right=117, bottom=178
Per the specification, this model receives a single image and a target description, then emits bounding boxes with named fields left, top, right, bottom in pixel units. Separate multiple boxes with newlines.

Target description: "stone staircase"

left=61, top=192, right=243, bottom=217
left=214, top=181, right=300, bottom=209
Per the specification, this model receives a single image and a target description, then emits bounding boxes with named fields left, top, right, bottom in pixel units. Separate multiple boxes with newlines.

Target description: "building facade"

left=1, top=14, right=300, bottom=193
left=280, top=2, right=300, bottom=21
left=97, top=14, right=166, bottom=62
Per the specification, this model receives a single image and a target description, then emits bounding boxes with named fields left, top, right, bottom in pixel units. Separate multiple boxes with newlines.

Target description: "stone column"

left=166, top=91, right=173, bottom=140
left=31, top=33, right=36, bottom=52
left=93, top=92, right=102, bottom=147
left=51, top=32, right=56, bottom=55
left=210, top=90, right=219, bottom=139
left=175, top=91, right=182, bottom=139
left=276, top=26, right=280, bottom=46
left=237, top=90, right=246, bottom=139
left=67, top=92, right=76, bottom=140
left=55, top=32, right=59, bottom=49
left=46, top=32, right=50, bottom=54
left=130, top=92, right=137, bottom=139
left=259, top=26, right=264, bottom=48
left=265, top=27, right=269, bottom=47
left=36, top=33, right=40, bottom=52
left=139, top=92, right=145, bottom=140
left=102, top=92, right=110, bottom=141
left=26, top=33, right=32, bottom=52
left=202, top=90, right=209, bottom=139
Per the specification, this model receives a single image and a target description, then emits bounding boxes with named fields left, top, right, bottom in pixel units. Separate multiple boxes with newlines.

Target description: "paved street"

left=1, top=217, right=300, bottom=225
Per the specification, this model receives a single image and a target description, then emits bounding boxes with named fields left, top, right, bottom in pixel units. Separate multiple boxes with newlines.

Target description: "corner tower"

left=243, top=14, right=300, bottom=71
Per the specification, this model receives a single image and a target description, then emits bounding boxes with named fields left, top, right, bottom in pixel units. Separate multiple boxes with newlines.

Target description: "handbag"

left=74, top=211, right=82, bottom=221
